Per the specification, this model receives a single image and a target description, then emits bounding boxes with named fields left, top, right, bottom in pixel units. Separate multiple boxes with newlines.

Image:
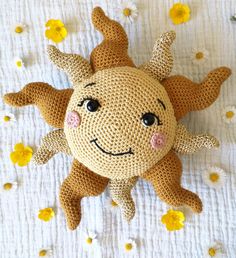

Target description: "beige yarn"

left=33, top=129, right=71, bottom=165
left=64, top=66, right=177, bottom=180
left=109, top=177, right=138, bottom=221
left=47, top=45, right=93, bottom=84
left=140, top=31, right=176, bottom=81
left=3, top=6, right=231, bottom=230
left=173, top=124, right=219, bottom=154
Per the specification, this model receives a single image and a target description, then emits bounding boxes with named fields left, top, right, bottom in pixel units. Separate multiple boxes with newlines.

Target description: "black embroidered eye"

left=141, top=112, right=162, bottom=127
left=85, top=99, right=100, bottom=112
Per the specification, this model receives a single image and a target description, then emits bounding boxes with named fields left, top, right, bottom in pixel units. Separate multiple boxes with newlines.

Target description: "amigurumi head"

left=4, top=7, right=231, bottom=230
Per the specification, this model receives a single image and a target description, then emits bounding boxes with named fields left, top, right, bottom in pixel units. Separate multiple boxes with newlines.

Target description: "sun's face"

left=64, top=67, right=177, bottom=179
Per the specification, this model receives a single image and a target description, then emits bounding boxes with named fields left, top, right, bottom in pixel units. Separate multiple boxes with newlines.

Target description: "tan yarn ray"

left=109, top=177, right=138, bottom=221
left=90, top=7, right=135, bottom=71
left=162, top=67, right=232, bottom=120
left=3, top=82, right=73, bottom=128
left=60, top=159, right=109, bottom=230
left=141, top=150, right=202, bottom=213
left=140, top=31, right=176, bottom=81
left=33, top=129, right=71, bottom=165
left=47, top=45, right=93, bottom=84
left=173, top=123, right=219, bottom=154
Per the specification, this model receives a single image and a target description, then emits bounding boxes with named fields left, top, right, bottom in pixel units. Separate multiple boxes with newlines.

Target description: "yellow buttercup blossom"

left=45, top=19, right=67, bottom=43
left=10, top=143, right=33, bottom=167
left=161, top=209, right=185, bottom=231
left=169, top=3, right=191, bottom=25
left=38, top=208, right=55, bottom=222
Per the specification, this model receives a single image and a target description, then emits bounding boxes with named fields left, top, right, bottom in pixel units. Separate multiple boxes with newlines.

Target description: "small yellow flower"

left=169, top=3, right=191, bottom=25
left=45, top=19, right=67, bottom=43
left=38, top=208, right=55, bottom=222
left=124, top=239, right=137, bottom=253
left=0, top=111, right=16, bottom=126
left=10, top=143, right=33, bottom=167
left=13, top=23, right=27, bottom=35
left=206, top=242, right=224, bottom=257
left=222, top=106, right=236, bottom=124
left=38, top=248, right=53, bottom=256
left=161, top=209, right=185, bottom=231
left=83, top=231, right=98, bottom=249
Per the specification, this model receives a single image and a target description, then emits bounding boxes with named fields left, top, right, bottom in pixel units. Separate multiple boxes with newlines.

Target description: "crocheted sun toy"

left=4, top=7, right=231, bottom=230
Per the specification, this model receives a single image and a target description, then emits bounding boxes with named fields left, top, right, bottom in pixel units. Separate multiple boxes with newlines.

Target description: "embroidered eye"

left=85, top=99, right=100, bottom=112
left=141, top=112, right=162, bottom=127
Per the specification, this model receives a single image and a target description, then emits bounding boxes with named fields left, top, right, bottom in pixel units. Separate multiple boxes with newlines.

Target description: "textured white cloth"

left=0, top=0, right=236, bottom=257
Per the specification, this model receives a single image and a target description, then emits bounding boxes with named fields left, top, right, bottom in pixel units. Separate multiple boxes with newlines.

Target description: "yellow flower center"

left=16, top=61, right=22, bottom=68
left=195, top=52, right=204, bottom=60
left=15, top=26, right=23, bottom=33
left=111, top=200, right=118, bottom=207
left=55, top=26, right=61, bottom=32
left=3, top=115, right=11, bottom=122
left=125, top=243, right=133, bottom=251
left=3, top=183, right=13, bottom=190
left=39, top=250, right=47, bottom=256
left=123, top=8, right=132, bottom=17
left=176, top=9, right=185, bottom=17
left=226, top=111, right=234, bottom=119
left=209, top=173, right=219, bottom=183
left=208, top=247, right=216, bottom=257
left=86, top=237, right=93, bottom=244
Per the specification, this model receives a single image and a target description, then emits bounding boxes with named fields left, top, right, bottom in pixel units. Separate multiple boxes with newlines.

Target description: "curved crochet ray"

left=4, top=7, right=231, bottom=230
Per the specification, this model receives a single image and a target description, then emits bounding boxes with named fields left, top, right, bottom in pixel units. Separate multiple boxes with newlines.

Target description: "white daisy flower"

left=83, top=231, right=98, bottom=249
left=1, top=181, right=18, bottom=192
left=38, top=248, right=53, bottom=257
left=12, top=23, right=27, bottom=35
left=202, top=167, right=226, bottom=189
left=206, top=242, right=225, bottom=257
left=105, top=196, right=120, bottom=214
left=191, top=48, right=209, bottom=65
left=222, top=106, right=236, bottom=124
left=0, top=111, right=16, bottom=126
left=124, top=238, right=137, bottom=253
left=14, top=57, right=25, bottom=69
left=118, top=1, right=138, bottom=24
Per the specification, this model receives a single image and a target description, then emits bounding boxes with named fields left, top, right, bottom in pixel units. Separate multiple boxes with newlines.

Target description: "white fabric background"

left=0, top=0, right=235, bottom=257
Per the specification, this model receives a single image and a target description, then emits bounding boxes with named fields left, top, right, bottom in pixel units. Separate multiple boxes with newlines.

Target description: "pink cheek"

left=150, top=132, right=167, bottom=149
left=66, top=111, right=81, bottom=128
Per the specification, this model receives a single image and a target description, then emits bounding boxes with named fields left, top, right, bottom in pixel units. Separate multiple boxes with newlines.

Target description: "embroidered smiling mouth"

left=90, top=138, right=134, bottom=156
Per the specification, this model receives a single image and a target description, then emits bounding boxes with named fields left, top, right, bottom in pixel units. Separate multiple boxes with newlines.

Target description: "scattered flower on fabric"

left=45, top=19, right=68, bottom=43
left=202, top=167, right=226, bottom=189
left=2, top=181, right=18, bottom=191
left=38, top=248, right=53, bottom=257
left=124, top=239, right=137, bottom=253
left=161, top=209, right=185, bottom=231
left=206, top=242, right=225, bottom=257
left=222, top=106, right=236, bottom=124
left=38, top=208, right=55, bottom=222
left=83, top=231, right=98, bottom=249
left=169, top=3, right=191, bottom=25
left=0, top=111, right=16, bottom=126
left=14, top=57, right=25, bottom=69
left=191, top=48, right=209, bottom=65
left=230, top=13, right=236, bottom=21
left=119, top=1, right=138, bottom=24
left=105, top=197, right=120, bottom=214
left=10, top=143, right=33, bottom=167
left=13, top=23, right=27, bottom=34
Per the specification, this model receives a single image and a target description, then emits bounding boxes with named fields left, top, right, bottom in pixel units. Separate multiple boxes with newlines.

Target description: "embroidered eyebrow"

left=157, top=98, right=166, bottom=110
left=84, top=82, right=96, bottom=88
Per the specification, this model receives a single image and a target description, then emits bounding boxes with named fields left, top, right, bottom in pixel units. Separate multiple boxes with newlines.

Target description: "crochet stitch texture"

left=3, top=7, right=231, bottom=230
